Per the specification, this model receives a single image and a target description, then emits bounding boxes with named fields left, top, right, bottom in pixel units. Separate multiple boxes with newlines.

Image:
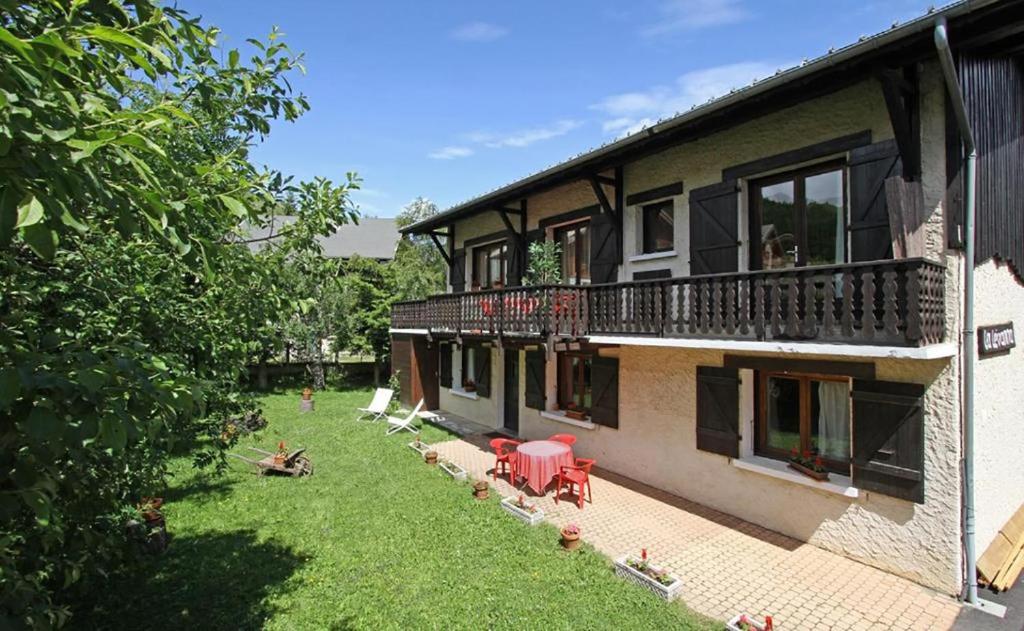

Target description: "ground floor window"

left=461, top=345, right=477, bottom=389
left=557, top=351, right=592, bottom=414
left=757, top=371, right=851, bottom=473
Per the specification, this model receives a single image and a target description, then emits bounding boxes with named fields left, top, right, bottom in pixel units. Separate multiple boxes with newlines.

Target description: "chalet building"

left=390, top=0, right=1024, bottom=596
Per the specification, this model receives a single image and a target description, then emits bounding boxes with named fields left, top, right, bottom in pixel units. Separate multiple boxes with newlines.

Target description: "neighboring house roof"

left=403, top=0, right=1013, bottom=235
left=246, top=216, right=400, bottom=260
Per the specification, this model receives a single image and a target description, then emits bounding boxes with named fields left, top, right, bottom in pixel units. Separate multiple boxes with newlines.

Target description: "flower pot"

left=462, top=384, right=476, bottom=393
left=273, top=455, right=286, bottom=466
left=301, top=388, right=313, bottom=401
left=560, top=529, right=581, bottom=550
left=472, top=481, right=489, bottom=500
left=565, top=409, right=587, bottom=421
left=142, top=497, right=163, bottom=510
left=726, top=614, right=772, bottom=631
left=424, top=451, right=438, bottom=465
left=788, top=460, right=829, bottom=481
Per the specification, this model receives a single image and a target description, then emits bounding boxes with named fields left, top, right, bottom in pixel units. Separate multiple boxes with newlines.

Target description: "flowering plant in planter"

left=462, top=379, right=476, bottom=392
left=514, top=493, right=537, bottom=514
left=560, top=523, right=582, bottom=550
left=564, top=403, right=587, bottom=421
left=726, top=614, right=774, bottom=631
left=273, top=441, right=287, bottom=465
left=788, top=449, right=829, bottom=481
left=625, top=548, right=675, bottom=586
left=500, top=494, right=544, bottom=525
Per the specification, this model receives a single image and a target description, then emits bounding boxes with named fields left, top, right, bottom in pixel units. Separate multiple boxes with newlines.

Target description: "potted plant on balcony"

left=462, top=379, right=476, bottom=393
left=565, top=403, right=587, bottom=421
left=560, top=523, right=581, bottom=550
left=788, top=449, right=829, bottom=481
left=614, top=548, right=683, bottom=601
left=501, top=493, right=544, bottom=525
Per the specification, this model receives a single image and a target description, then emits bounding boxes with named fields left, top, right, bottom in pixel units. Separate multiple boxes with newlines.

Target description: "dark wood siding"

left=695, top=366, right=739, bottom=458
left=957, top=54, right=1024, bottom=280
left=391, top=337, right=413, bottom=407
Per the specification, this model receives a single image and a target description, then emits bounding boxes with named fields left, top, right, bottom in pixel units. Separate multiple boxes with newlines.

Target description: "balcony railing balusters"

left=391, top=259, right=946, bottom=347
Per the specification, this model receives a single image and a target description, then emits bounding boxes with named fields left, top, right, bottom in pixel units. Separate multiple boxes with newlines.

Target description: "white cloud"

left=641, top=0, right=749, bottom=37
left=591, top=61, right=785, bottom=137
left=468, top=119, right=582, bottom=149
left=428, top=146, right=474, bottom=160
left=451, top=22, right=507, bottom=42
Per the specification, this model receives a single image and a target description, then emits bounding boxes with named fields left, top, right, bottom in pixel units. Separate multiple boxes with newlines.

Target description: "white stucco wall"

left=972, top=259, right=1024, bottom=555
left=511, top=346, right=962, bottom=594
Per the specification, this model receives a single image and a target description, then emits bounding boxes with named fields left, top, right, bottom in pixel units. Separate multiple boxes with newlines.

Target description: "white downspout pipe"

left=934, top=17, right=978, bottom=606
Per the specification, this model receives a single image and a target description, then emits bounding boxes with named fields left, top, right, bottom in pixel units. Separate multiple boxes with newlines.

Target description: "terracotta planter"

left=273, top=454, right=286, bottom=466
left=565, top=409, right=587, bottom=421
left=560, top=528, right=581, bottom=550
left=301, top=388, right=313, bottom=401
left=472, top=481, right=489, bottom=500
left=462, top=383, right=476, bottom=393
left=424, top=451, right=438, bottom=465
left=788, top=460, right=829, bottom=481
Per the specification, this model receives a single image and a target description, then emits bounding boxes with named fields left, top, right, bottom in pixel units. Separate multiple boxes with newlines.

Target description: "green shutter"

left=591, top=355, right=619, bottom=428
left=524, top=350, right=546, bottom=410
left=851, top=379, right=925, bottom=503
left=849, top=141, right=900, bottom=262
left=695, top=366, right=739, bottom=457
left=688, top=181, right=739, bottom=275
left=474, top=345, right=491, bottom=398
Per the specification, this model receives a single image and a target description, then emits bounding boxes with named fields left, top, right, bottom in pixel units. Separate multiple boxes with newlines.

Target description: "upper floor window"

left=753, top=163, right=845, bottom=270
left=472, top=241, right=506, bottom=290
left=554, top=221, right=590, bottom=285
left=641, top=200, right=674, bottom=254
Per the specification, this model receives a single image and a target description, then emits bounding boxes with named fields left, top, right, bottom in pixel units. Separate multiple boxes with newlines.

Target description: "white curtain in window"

left=817, top=381, right=849, bottom=460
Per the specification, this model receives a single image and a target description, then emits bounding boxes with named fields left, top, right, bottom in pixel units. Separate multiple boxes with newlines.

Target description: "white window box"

left=407, top=441, right=432, bottom=456
left=613, top=556, right=683, bottom=601
left=731, top=455, right=859, bottom=498
left=500, top=496, right=545, bottom=525
left=628, top=250, right=677, bottom=263
left=439, top=461, right=467, bottom=481
left=540, top=410, right=596, bottom=430
left=449, top=388, right=479, bottom=401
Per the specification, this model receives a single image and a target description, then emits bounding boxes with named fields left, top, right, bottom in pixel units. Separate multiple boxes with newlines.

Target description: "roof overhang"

left=404, top=0, right=1020, bottom=236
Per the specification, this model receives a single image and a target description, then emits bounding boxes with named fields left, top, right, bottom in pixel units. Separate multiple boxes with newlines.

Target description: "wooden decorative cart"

left=230, top=447, right=314, bottom=477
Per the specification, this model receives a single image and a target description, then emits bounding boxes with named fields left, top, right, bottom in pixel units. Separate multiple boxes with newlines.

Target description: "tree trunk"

left=311, top=340, right=326, bottom=390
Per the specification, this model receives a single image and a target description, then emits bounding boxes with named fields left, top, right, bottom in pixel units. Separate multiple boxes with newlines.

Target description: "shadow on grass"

left=162, top=474, right=238, bottom=505
left=73, top=530, right=304, bottom=631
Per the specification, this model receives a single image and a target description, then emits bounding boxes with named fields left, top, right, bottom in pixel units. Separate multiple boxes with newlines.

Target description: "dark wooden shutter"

left=439, top=343, right=452, bottom=389
left=474, top=344, right=491, bottom=398
left=506, top=236, right=524, bottom=287
left=590, top=355, right=619, bottom=428
left=688, top=181, right=739, bottom=274
left=524, top=349, right=546, bottom=410
left=849, top=140, right=901, bottom=262
left=851, top=379, right=925, bottom=503
left=589, top=213, right=620, bottom=284
left=450, top=248, right=466, bottom=291
left=695, top=366, right=739, bottom=457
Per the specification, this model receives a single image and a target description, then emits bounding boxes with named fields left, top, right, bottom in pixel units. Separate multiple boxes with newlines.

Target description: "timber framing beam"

left=878, top=66, right=921, bottom=179
left=429, top=232, right=451, bottom=266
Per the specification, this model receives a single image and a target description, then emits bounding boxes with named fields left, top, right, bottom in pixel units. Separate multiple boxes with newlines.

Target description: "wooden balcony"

left=391, top=258, right=947, bottom=347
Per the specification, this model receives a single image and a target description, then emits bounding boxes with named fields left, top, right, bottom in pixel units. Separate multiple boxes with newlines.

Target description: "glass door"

left=753, top=163, right=846, bottom=270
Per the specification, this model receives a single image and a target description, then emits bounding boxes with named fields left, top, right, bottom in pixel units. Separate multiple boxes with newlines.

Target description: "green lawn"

left=73, top=388, right=715, bottom=630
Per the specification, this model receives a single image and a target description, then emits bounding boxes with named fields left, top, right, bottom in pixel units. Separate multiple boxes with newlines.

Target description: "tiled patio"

left=429, top=432, right=962, bottom=631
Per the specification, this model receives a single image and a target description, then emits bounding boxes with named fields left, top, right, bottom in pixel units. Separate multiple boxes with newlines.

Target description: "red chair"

left=556, top=458, right=595, bottom=509
left=490, top=438, right=521, bottom=482
left=548, top=433, right=577, bottom=447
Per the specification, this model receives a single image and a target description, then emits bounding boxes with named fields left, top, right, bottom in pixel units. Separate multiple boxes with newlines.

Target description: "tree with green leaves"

left=0, top=3, right=356, bottom=625
left=335, top=255, right=398, bottom=385
left=392, top=197, right=447, bottom=301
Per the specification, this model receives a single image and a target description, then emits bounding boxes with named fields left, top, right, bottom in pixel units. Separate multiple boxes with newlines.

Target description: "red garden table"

left=515, top=440, right=574, bottom=494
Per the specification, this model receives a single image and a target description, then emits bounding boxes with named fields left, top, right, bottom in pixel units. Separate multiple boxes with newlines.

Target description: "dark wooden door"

left=413, top=338, right=439, bottom=410
left=503, top=351, right=519, bottom=434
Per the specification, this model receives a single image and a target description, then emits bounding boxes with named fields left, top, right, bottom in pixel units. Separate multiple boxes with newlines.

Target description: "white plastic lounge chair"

left=385, top=399, right=425, bottom=436
left=356, top=388, right=394, bottom=422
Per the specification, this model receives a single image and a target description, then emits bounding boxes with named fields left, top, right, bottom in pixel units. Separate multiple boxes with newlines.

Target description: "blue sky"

left=190, top=0, right=938, bottom=217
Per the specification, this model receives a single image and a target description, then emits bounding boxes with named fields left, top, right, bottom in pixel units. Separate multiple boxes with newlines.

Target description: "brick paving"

left=430, top=434, right=962, bottom=631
